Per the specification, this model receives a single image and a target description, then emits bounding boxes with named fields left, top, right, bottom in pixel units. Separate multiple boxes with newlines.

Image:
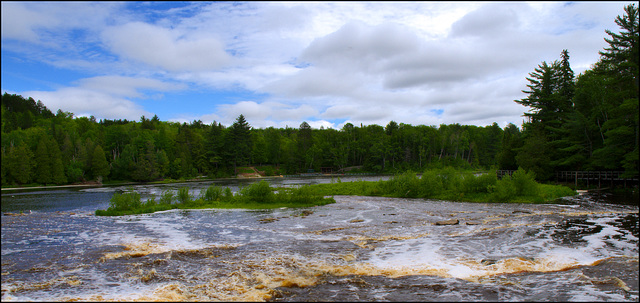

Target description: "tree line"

left=1, top=4, right=637, bottom=187
left=515, top=4, right=638, bottom=180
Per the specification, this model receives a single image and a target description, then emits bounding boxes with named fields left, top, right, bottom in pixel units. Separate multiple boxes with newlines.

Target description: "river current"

left=1, top=176, right=638, bottom=301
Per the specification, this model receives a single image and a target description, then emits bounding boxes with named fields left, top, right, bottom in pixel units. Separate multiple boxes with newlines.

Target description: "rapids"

left=1, top=177, right=638, bottom=301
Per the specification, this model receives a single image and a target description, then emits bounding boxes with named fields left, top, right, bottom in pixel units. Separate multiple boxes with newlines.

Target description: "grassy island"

left=95, top=180, right=336, bottom=216
left=306, top=167, right=576, bottom=203
left=95, top=168, right=576, bottom=216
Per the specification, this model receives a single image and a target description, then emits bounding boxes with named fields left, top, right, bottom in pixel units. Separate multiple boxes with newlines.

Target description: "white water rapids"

left=1, top=179, right=638, bottom=301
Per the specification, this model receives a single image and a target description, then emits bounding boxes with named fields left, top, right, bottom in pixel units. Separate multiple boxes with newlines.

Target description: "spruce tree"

left=7, top=142, right=34, bottom=185
left=228, top=114, right=252, bottom=169
left=34, top=136, right=52, bottom=185
left=592, top=4, right=639, bottom=175
left=91, top=145, right=110, bottom=182
left=48, top=138, right=67, bottom=184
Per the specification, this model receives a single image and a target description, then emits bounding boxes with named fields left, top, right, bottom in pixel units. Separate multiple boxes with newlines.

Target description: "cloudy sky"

left=1, top=1, right=634, bottom=129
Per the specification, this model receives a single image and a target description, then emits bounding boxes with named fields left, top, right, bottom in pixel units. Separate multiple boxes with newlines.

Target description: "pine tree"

left=91, top=145, right=110, bottom=182
left=228, top=114, right=252, bottom=169
left=48, top=138, right=67, bottom=184
left=34, top=136, right=52, bottom=185
left=592, top=4, right=639, bottom=175
left=599, top=3, right=639, bottom=88
left=8, top=142, right=35, bottom=184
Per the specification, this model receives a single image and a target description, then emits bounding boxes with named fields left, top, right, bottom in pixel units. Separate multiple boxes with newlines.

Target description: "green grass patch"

left=306, top=167, right=576, bottom=204
left=95, top=180, right=335, bottom=216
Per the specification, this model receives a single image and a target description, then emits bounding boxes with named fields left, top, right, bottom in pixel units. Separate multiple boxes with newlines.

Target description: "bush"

left=489, top=177, right=517, bottom=202
left=386, top=171, right=421, bottom=198
left=462, top=172, right=496, bottom=194
left=223, top=187, right=234, bottom=201
left=511, top=168, right=538, bottom=196
left=240, top=181, right=274, bottom=203
left=177, top=187, right=192, bottom=204
left=419, top=170, right=443, bottom=197
left=108, top=190, right=142, bottom=211
left=159, top=189, right=174, bottom=205
left=144, top=196, right=157, bottom=208
left=201, top=184, right=223, bottom=202
left=439, top=167, right=463, bottom=192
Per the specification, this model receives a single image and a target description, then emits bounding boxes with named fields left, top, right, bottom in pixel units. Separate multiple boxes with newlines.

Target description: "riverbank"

left=1, top=181, right=107, bottom=192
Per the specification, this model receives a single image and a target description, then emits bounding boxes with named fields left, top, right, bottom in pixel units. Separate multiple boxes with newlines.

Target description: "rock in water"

left=435, top=219, right=459, bottom=226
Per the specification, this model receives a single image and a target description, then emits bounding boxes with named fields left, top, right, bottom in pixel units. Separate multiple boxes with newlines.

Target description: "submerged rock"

left=434, top=219, right=459, bottom=226
left=259, top=217, right=278, bottom=223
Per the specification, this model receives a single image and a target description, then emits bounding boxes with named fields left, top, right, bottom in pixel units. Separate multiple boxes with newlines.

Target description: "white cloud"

left=22, top=88, right=151, bottom=120
left=101, top=22, right=231, bottom=72
left=20, top=76, right=185, bottom=120
left=449, top=3, right=522, bottom=37
left=1, top=2, right=57, bottom=42
left=214, top=100, right=319, bottom=128
left=76, top=76, right=186, bottom=97
left=2, top=1, right=636, bottom=129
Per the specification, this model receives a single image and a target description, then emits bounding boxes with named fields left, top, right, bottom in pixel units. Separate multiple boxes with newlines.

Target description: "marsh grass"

left=96, top=181, right=335, bottom=216
left=307, top=167, right=575, bottom=203
left=96, top=167, right=575, bottom=216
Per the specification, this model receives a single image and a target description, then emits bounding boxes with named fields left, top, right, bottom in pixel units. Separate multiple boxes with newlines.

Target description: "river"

left=1, top=176, right=638, bottom=301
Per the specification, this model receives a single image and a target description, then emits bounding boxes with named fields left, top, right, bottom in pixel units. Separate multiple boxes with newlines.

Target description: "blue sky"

left=1, top=1, right=634, bottom=129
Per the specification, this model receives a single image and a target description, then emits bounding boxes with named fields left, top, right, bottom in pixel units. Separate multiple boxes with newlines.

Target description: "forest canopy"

left=1, top=4, right=638, bottom=187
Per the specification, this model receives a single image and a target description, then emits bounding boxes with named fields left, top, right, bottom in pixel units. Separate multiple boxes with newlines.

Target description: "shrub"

left=201, top=184, right=223, bottom=202
left=223, top=187, right=234, bottom=201
left=511, top=168, right=538, bottom=196
left=386, top=171, right=421, bottom=198
left=439, top=167, right=462, bottom=192
left=159, top=189, right=174, bottom=205
left=462, top=172, right=496, bottom=194
left=419, top=170, right=443, bottom=197
left=240, top=181, right=274, bottom=203
left=177, top=187, right=192, bottom=204
left=489, top=177, right=517, bottom=202
left=289, top=185, right=316, bottom=204
left=108, top=190, right=142, bottom=211
left=144, top=196, right=157, bottom=208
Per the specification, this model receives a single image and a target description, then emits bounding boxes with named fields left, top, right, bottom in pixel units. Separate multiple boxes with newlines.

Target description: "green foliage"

left=223, top=187, right=234, bottom=200
left=419, top=170, right=444, bottom=197
left=5, top=6, right=640, bottom=187
left=177, top=187, right=192, bottom=204
left=201, top=184, right=223, bottom=202
left=95, top=181, right=335, bottom=216
left=307, top=167, right=574, bottom=204
left=91, top=145, right=110, bottom=181
left=239, top=180, right=273, bottom=203
left=489, top=177, right=517, bottom=203
left=461, top=171, right=496, bottom=194
left=510, top=168, right=539, bottom=196
left=107, top=189, right=142, bottom=212
left=159, top=189, right=174, bottom=205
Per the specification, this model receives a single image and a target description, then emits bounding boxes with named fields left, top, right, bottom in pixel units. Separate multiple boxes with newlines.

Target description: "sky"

left=1, top=1, right=635, bottom=129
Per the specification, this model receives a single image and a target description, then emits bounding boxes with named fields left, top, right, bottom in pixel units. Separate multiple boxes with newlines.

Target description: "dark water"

left=1, top=177, right=638, bottom=301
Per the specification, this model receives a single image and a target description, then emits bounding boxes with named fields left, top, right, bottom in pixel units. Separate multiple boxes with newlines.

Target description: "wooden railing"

left=496, top=170, right=638, bottom=188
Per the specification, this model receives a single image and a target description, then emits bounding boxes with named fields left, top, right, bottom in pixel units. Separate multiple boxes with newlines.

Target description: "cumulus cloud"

left=1, top=2, right=57, bottom=42
left=22, top=88, right=151, bottom=120
left=101, top=22, right=231, bottom=72
left=2, top=1, right=634, bottom=129
left=449, top=3, right=522, bottom=37
left=20, top=76, right=185, bottom=120
left=76, top=76, right=186, bottom=97
left=215, top=100, right=319, bottom=127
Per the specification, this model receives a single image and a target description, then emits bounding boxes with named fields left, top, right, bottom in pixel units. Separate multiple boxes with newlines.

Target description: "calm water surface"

left=1, top=176, right=638, bottom=301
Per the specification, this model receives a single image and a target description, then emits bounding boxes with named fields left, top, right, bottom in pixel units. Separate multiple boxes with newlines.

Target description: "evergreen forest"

left=1, top=4, right=638, bottom=187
